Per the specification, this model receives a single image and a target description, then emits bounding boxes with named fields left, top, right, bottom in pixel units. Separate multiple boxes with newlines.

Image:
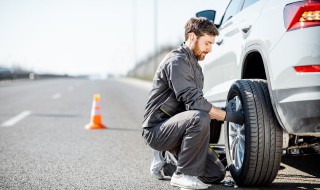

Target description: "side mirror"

left=196, top=10, right=216, bottom=23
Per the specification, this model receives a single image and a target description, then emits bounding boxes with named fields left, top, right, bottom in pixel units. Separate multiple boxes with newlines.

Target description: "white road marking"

left=1, top=111, right=31, bottom=127
left=52, top=93, right=61, bottom=100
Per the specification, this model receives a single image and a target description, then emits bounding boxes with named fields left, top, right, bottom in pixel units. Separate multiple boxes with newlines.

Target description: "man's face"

left=192, top=34, right=215, bottom=61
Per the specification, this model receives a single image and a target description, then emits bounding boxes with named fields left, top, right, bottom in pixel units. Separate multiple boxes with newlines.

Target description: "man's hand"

left=224, top=99, right=244, bottom=125
left=209, top=106, right=226, bottom=121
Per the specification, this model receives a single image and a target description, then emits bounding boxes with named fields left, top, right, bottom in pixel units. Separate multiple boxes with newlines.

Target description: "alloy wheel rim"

left=228, top=96, right=245, bottom=170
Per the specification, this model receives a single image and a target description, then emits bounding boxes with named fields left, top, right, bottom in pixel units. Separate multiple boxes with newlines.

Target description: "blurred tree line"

left=127, top=46, right=174, bottom=81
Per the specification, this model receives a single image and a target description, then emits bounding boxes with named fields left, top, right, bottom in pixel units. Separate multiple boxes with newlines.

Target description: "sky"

left=0, top=0, right=229, bottom=77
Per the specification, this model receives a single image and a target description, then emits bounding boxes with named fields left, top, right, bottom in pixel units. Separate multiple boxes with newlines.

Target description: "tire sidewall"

left=224, top=81, right=250, bottom=184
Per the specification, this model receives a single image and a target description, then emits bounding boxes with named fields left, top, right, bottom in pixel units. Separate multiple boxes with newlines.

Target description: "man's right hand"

left=224, top=99, right=245, bottom=125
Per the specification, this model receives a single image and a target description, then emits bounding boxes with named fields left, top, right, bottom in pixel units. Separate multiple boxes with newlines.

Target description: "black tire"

left=224, top=79, right=283, bottom=186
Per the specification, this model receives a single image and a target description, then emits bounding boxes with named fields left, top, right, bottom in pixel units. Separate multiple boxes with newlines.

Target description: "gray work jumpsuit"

left=142, top=43, right=225, bottom=183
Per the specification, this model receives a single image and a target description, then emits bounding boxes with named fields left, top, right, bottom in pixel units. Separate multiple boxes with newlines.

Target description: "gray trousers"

left=143, top=110, right=225, bottom=183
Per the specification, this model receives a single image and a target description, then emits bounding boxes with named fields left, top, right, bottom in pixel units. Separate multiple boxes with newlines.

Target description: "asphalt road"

left=0, top=78, right=319, bottom=190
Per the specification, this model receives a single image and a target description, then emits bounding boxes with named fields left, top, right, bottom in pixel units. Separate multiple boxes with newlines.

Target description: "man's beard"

left=192, top=40, right=208, bottom=61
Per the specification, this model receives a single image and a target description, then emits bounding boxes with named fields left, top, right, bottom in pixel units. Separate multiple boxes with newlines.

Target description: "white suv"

left=197, top=0, right=320, bottom=186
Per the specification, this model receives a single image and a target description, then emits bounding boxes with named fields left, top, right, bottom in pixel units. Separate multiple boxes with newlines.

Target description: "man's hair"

left=184, top=17, right=219, bottom=41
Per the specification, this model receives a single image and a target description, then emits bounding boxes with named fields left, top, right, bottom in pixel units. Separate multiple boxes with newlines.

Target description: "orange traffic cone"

left=85, top=94, right=107, bottom=130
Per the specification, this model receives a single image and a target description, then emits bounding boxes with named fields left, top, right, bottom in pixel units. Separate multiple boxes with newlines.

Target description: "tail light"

left=284, top=1, right=320, bottom=31
left=294, top=65, right=320, bottom=72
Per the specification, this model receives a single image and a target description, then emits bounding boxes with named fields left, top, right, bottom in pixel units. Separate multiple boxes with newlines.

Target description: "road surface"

left=0, top=78, right=319, bottom=189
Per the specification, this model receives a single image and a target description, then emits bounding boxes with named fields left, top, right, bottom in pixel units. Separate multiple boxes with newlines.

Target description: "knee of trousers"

left=217, top=168, right=226, bottom=182
left=215, top=160, right=226, bottom=182
left=193, top=110, right=211, bottom=132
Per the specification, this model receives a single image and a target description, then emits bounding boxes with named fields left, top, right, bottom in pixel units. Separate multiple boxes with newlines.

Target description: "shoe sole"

left=170, top=181, right=208, bottom=189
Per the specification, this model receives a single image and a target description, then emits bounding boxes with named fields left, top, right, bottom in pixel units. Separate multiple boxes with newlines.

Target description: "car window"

left=242, top=0, right=260, bottom=10
left=221, top=0, right=244, bottom=25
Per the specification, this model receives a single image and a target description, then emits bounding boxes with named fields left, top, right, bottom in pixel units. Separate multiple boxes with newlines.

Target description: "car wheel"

left=224, top=79, right=283, bottom=186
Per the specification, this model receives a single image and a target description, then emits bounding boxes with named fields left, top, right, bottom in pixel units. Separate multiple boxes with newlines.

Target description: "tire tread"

left=226, top=79, right=283, bottom=187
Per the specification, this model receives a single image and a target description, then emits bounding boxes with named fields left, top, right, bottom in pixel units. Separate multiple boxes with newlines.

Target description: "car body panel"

left=202, top=0, right=266, bottom=105
left=221, top=0, right=266, bottom=99
left=201, top=0, right=320, bottom=134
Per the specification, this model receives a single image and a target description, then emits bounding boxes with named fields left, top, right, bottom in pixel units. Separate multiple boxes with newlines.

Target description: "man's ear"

left=188, top=32, right=197, bottom=42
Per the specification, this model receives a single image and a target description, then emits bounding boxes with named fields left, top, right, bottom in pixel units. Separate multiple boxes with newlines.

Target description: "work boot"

left=170, top=173, right=208, bottom=189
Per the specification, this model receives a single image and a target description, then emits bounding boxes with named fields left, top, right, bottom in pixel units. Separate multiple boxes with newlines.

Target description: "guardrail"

left=0, top=73, right=72, bottom=82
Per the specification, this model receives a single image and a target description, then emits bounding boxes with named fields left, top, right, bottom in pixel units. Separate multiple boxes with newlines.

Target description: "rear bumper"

left=273, top=86, right=320, bottom=134
left=268, top=26, right=320, bottom=135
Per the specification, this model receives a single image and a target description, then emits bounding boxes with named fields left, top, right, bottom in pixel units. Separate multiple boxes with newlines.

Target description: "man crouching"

left=142, top=17, right=244, bottom=189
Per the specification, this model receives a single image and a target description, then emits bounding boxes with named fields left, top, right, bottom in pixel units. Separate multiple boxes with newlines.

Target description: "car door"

left=201, top=0, right=244, bottom=107
left=219, top=0, right=265, bottom=100
left=201, top=42, right=224, bottom=107
left=205, top=0, right=245, bottom=106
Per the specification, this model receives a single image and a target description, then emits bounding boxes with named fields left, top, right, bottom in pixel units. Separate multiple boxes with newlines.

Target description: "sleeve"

left=165, top=56, right=212, bottom=112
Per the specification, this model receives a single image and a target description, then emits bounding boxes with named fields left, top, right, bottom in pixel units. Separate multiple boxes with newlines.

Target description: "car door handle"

left=241, top=25, right=252, bottom=33
left=216, top=38, right=223, bottom=45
